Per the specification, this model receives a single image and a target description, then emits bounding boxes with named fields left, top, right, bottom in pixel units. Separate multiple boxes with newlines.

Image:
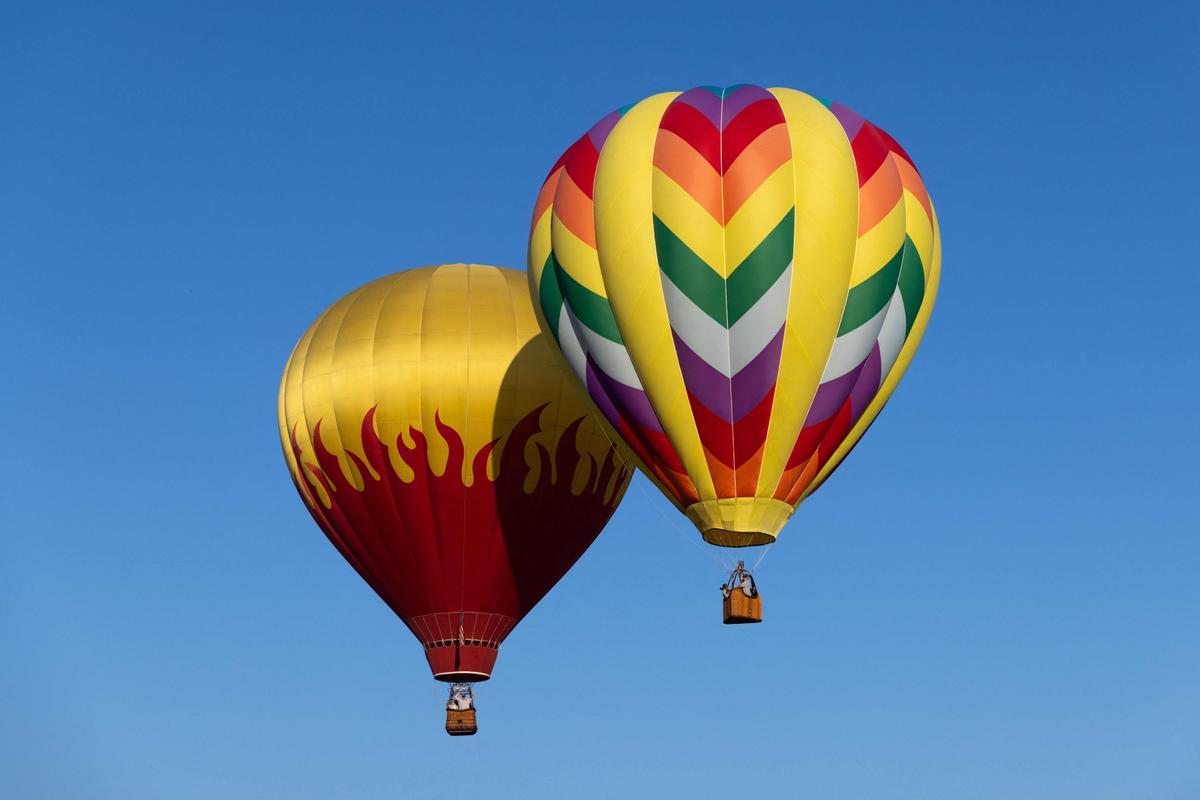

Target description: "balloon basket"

left=445, top=708, right=478, bottom=736
left=723, top=591, right=762, bottom=624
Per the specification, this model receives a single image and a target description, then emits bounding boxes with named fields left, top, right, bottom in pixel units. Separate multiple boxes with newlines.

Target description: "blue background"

left=3, top=2, right=1197, bottom=797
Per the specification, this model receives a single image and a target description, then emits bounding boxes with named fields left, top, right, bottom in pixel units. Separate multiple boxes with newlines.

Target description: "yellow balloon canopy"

left=529, top=86, right=941, bottom=546
left=279, top=264, right=630, bottom=681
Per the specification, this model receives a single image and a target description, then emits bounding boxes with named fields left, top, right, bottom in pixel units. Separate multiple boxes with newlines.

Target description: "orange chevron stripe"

left=893, top=155, right=933, bottom=222
left=552, top=171, right=597, bottom=248
left=734, top=440, right=767, bottom=496
left=653, top=129, right=723, bottom=222
left=704, top=447, right=736, bottom=497
left=722, top=123, right=791, bottom=223
left=782, top=452, right=821, bottom=505
left=531, top=168, right=562, bottom=233
left=858, top=155, right=903, bottom=236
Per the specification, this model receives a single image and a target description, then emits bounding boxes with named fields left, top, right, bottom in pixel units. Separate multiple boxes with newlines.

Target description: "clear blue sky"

left=2, top=2, right=1197, bottom=798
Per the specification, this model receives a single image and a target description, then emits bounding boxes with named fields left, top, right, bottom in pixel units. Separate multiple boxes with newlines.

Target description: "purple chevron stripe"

left=587, top=359, right=664, bottom=433
left=671, top=331, right=732, bottom=421
left=587, top=109, right=623, bottom=151
left=584, top=361, right=624, bottom=430
left=848, top=344, right=883, bottom=425
left=805, top=360, right=867, bottom=426
left=829, top=101, right=866, bottom=140
left=671, top=326, right=785, bottom=423
left=731, top=326, right=784, bottom=419
left=675, top=87, right=723, bottom=128
left=720, top=85, right=774, bottom=127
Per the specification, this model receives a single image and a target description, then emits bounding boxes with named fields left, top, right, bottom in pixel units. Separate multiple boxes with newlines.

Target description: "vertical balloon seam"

left=370, top=270, right=438, bottom=616
left=601, top=90, right=715, bottom=500
left=766, top=97, right=855, bottom=506
left=750, top=87, right=853, bottom=509
left=802, top=203, right=941, bottom=500
left=805, top=194, right=936, bottom=497
left=802, top=126, right=908, bottom=501
left=804, top=129, right=931, bottom=497
left=547, top=104, right=696, bottom=506
left=456, top=265, right=473, bottom=632
left=641, top=90, right=717, bottom=502
left=651, top=88, right=724, bottom=497
left=295, top=285, right=399, bottom=604
left=482, top=268, right=541, bottom=618
left=718, top=86, right=740, bottom=504
left=794, top=123, right=894, bottom=502
left=345, top=275, right=420, bottom=606
left=773, top=114, right=908, bottom=505
left=301, top=314, right=412, bottom=628
left=329, top=281, right=414, bottom=612
left=747, top=85, right=800, bottom=511
left=415, top=266, right=449, bottom=614
left=738, top=90, right=857, bottom=508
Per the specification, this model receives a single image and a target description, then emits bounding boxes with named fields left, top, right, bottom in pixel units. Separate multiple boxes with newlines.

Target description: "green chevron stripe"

left=727, top=208, right=794, bottom=325
left=837, top=244, right=904, bottom=336
left=897, top=236, right=925, bottom=336
left=653, top=216, right=728, bottom=326
left=554, top=254, right=624, bottom=343
left=538, top=254, right=565, bottom=339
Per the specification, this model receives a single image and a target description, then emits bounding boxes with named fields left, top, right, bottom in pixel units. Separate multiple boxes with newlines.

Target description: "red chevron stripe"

left=564, top=134, right=600, bottom=200
left=687, top=386, right=776, bottom=469
left=872, top=124, right=916, bottom=170
left=614, top=417, right=699, bottom=505
left=659, top=100, right=721, bottom=173
left=721, top=97, right=786, bottom=172
left=851, top=122, right=892, bottom=186
left=782, top=413, right=836, bottom=471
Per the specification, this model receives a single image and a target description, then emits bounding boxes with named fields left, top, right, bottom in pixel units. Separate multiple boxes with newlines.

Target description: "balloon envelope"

left=529, top=85, right=940, bottom=547
left=279, top=264, right=630, bottom=680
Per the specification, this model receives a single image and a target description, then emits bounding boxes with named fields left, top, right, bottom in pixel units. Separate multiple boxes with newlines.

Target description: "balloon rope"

left=630, top=475, right=735, bottom=573
left=751, top=542, right=773, bottom=573
left=582, top=400, right=734, bottom=574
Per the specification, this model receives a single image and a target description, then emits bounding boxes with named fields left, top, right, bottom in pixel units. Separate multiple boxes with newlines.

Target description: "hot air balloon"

left=279, top=264, right=631, bottom=734
left=529, top=86, right=941, bottom=621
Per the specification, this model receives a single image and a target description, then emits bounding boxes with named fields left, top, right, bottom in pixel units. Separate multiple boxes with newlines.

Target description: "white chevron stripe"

left=820, top=299, right=892, bottom=382
left=661, top=263, right=793, bottom=378
left=660, top=271, right=731, bottom=375
left=729, top=263, right=792, bottom=374
left=556, top=306, right=589, bottom=385
left=564, top=303, right=644, bottom=389
left=876, top=289, right=908, bottom=377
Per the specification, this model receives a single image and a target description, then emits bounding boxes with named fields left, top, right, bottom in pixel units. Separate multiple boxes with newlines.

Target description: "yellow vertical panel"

left=418, top=266, right=470, bottom=475
left=329, top=281, right=392, bottom=484
left=755, top=88, right=860, bottom=496
left=802, top=202, right=942, bottom=499
left=592, top=91, right=718, bottom=500
left=371, top=269, right=431, bottom=482
left=464, top=265, right=519, bottom=484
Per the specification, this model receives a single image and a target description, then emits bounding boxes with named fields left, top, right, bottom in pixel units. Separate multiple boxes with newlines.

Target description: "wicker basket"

left=445, top=708, right=478, bottom=736
left=723, top=590, right=762, bottom=624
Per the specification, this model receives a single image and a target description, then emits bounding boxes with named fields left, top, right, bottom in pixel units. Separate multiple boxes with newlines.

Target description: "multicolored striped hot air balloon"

left=279, top=265, right=630, bottom=731
left=529, top=85, right=940, bottom=549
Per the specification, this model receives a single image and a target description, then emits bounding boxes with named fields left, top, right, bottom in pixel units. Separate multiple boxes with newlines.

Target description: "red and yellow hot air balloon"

left=529, top=85, right=940, bottom=611
left=279, top=264, right=630, bottom=733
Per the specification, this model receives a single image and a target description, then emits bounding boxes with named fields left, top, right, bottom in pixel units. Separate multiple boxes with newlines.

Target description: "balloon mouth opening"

left=424, top=641, right=499, bottom=681
left=701, top=529, right=776, bottom=548
left=434, top=670, right=491, bottom=683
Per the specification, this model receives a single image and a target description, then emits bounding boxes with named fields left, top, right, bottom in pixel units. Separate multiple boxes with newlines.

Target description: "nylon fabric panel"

left=802, top=204, right=941, bottom=500
left=278, top=265, right=631, bottom=679
left=593, top=92, right=718, bottom=500
left=755, top=88, right=859, bottom=498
